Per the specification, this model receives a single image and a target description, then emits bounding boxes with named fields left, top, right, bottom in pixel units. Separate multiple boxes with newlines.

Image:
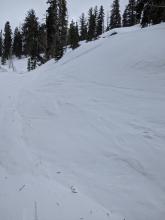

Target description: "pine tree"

left=79, top=13, right=88, bottom=41
left=38, top=23, right=47, bottom=55
left=93, top=6, right=98, bottom=38
left=96, top=5, right=105, bottom=37
left=140, top=1, right=151, bottom=27
left=75, top=22, right=80, bottom=42
left=58, top=0, right=68, bottom=58
left=87, top=7, right=97, bottom=41
left=27, top=57, right=37, bottom=71
left=0, top=30, right=2, bottom=57
left=148, top=0, right=165, bottom=25
left=13, top=27, right=22, bottom=58
left=123, top=0, right=137, bottom=27
left=27, top=57, right=31, bottom=71
left=22, top=9, right=39, bottom=57
left=109, top=0, right=121, bottom=29
left=1, top=53, right=6, bottom=65
left=46, top=0, right=68, bottom=61
left=136, top=0, right=145, bottom=23
left=3, top=21, right=12, bottom=60
left=46, top=0, right=58, bottom=59
left=122, top=5, right=130, bottom=27
left=68, top=20, right=79, bottom=49
left=22, top=9, right=39, bottom=71
left=106, top=11, right=111, bottom=31
left=136, top=0, right=165, bottom=27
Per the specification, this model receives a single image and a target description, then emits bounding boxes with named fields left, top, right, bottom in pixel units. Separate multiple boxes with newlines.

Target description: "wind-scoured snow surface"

left=0, top=24, right=165, bottom=220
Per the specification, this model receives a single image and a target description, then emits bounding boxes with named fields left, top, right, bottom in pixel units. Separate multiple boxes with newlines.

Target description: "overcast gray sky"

left=0, top=0, right=127, bottom=30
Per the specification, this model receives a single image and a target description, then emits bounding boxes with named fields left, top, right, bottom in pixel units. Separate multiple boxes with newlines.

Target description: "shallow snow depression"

left=0, top=24, right=165, bottom=220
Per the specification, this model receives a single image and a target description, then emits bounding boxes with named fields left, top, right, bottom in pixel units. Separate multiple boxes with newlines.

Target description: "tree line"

left=0, top=0, right=165, bottom=71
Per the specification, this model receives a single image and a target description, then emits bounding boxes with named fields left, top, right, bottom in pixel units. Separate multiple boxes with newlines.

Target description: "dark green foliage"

left=46, top=0, right=68, bottom=61
left=59, top=0, right=68, bottom=55
left=153, top=0, right=165, bottom=24
left=96, top=5, right=105, bottom=36
left=109, top=0, right=121, bottom=29
left=22, top=9, right=40, bottom=71
left=46, top=0, right=58, bottom=59
left=13, top=27, right=22, bottom=58
left=68, top=20, right=80, bottom=49
left=3, top=21, right=12, bottom=60
left=38, top=23, right=47, bottom=55
left=27, top=57, right=31, bottom=71
left=136, top=0, right=144, bottom=23
left=84, top=5, right=104, bottom=41
left=122, top=0, right=137, bottom=27
left=0, top=31, right=2, bottom=57
left=87, top=7, right=97, bottom=41
left=136, top=0, right=165, bottom=27
left=1, top=53, right=6, bottom=65
left=22, top=9, right=39, bottom=57
left=27, top=57, right=37, bottom=71
left=79, top=13, right=88, bottom=41
left=123, top=5, right=130, bottom=27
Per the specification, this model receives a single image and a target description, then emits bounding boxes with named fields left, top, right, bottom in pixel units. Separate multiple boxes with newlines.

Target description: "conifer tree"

left=123, top=0, right=137, bottom=27
left=38, top=23, right=47, bottom=55
left=79, top=13, right=88, bottom=41
left=122, top=5, right=130, bottom=27
left=109, top=0, right=121, bottom=29
left=22, top=9, right=39, bottom=71
left=136, top=0, right=145, bottom=23
left=58, top=0, right=68, bottom=57
left=13, top=27, right=22, bottom=58
left=1, top=53, right=6, bottom=65
left=3, top=21, right=12, bottom=60
left=46, top=0, right=58, bottom=59
left=87, top=7, right=97, bottom=41
left=68, top=20, right=79, bottom=49
left=136, top=0, right=165, bottom=27
left=22, top=9, right=39, bottom=57
left=46, top=0, right=68, bottom=61
left=106, top=11, right=111, bottom=31
left=27, top=57, right=31, bottom=71
left=0, top=31, right=2, bottom=57
left=96, top=5, right=105, bottom=36
left=93, top=6, right=99, bottom=38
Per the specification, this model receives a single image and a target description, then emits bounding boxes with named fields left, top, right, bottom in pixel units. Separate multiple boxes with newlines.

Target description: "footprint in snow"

left=70, top=186, right=78, bottom=193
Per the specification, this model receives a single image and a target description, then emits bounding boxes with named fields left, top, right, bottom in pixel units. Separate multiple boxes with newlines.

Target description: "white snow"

left=0, top=24, right=165, bottom=220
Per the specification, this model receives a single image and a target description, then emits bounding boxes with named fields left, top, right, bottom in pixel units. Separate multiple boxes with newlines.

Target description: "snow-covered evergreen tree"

left=79, top=13, right=88, bottom=41
left=46, top=0, right=68, bottom=60
left=68, top=20, right=79, bottom=49
left=109, top=0, right=121, bottom=29
left=123, top=0, right=137, bottom=27
left=13, top=27, right=22, bottom=58
left=0, top=31, right=2, bottom=58
left=96, top=5, right=105, bottom=36
left=3, top=21, right=12, bottom=60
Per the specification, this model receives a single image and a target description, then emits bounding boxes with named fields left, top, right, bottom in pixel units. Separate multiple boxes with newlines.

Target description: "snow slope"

left=0, top=24, right=165, bottom=220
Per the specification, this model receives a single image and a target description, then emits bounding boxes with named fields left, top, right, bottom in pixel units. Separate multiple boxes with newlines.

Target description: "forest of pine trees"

left=0, top=0, right=164, bottom=70
left=136, top=0, right=165, bottom=27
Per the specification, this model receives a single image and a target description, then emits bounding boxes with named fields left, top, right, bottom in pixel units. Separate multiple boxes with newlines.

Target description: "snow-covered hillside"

left=0, top=24, right=165, bottom=220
